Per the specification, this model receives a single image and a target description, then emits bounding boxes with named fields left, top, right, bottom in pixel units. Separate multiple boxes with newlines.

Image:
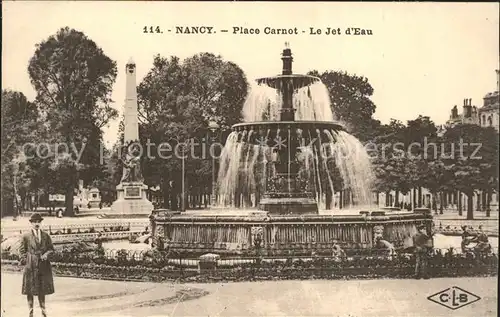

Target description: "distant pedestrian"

left=412, top=224, right=432, bottom=279
left=461, top=225, right=472, bottom=253
left=471, top=225, right=491, bottom=254
left=19, top=213, right=55, bottom=317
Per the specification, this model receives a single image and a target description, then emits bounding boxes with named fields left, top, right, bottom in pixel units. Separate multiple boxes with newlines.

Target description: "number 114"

left=144, top=26, right=162, bottom=34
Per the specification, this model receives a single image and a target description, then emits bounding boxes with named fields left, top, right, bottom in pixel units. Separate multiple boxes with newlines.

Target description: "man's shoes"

left=423, top=276, right=430, bottom=280
left=414, top=276, right=421, bottom=280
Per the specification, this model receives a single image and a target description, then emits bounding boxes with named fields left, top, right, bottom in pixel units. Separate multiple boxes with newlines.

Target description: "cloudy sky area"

left=3, top=2, right=499, bottom=147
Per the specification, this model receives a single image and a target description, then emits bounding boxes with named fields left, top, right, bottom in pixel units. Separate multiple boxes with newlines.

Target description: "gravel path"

left=1, top=272, right=496, bottom=317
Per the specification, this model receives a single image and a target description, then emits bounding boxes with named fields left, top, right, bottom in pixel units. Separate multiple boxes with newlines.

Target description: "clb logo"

left=427, top=286, right=481, bottom=310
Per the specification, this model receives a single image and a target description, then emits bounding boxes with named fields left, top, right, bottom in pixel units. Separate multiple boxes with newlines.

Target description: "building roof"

left=480, top=90, right=499, bottom=113
left=483, top=91, right=499, bottom=99
left=479, top=103, right=499, bottom=112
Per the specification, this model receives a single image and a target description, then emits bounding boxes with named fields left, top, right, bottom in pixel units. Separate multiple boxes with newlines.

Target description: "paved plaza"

left=1, top=273, right=496, bottom=317
left=0, top=213, right=149, bottom=236
left=2, top=209, right=497, bottom=316
left=2, top=208, right=497, bottom=230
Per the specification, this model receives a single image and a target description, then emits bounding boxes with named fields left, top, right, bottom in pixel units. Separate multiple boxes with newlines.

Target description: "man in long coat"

left=412, top=224, right=432, bottom=279
left=19, top=213, right=55, bottom=317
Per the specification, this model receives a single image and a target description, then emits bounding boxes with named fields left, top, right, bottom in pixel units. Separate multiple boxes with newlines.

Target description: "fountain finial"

left=281, top=43, right=293, bottom=76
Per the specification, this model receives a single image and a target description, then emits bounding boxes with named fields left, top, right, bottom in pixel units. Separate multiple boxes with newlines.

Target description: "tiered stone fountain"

left=151, top=45, right=432, bottom=256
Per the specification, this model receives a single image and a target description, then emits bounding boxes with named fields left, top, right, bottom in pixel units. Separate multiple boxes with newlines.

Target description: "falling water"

left=242, top=83, right=281, bottom=121
left=294, top=82, right=334, bottom=121
left=243, top=81, right=334, bottom=122
left=329, top=130, right=375, bottom=207
left=216, top=76, right=375, bottom=211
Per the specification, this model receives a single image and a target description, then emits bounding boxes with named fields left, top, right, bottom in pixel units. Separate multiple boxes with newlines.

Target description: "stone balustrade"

left=50, top=231, right=141, bottom=243
left=2, top=221, right=148, bottom=236
left=153, top=212, right=432, bottom=255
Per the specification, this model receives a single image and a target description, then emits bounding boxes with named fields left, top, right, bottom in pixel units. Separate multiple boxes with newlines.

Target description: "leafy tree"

left=27, top=27, right=118, bottom=216
left=307, top=70, right=376, bottom=140
left=440, top=124, right=498, bottom=220
left=404, top=116, right=438, bottom=208
left=136, top=53, right=248, bottom=209
left=370, top=116, right=440, bottom=209
left=370, top=119, right=411, bottom=205
left=405, top=115, right=438, bottom=146
left=1, top=90, right=41, bottom=216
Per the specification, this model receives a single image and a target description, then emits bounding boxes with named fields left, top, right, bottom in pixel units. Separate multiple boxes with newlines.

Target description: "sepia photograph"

left=1, top=2, right=499, bottom=317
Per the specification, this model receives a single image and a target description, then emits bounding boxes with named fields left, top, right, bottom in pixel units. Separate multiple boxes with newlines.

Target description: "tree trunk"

left=417, top=187, right=422, bottom=207
left=476, top=192, right=481, bottom=211
left=385, top=191, right=390, bottom=207
left=413, top=188, right=417, bottom=209
left=34, top=192, right=39, bottom=211
left=65, top=184, right=75, bottom=217
left=481, top=191, right=487, bottom=211
left=466, top=192, right=474, bottom=220
left=64, top=168, right=76, bottom=217
left=376, top=192, right=379, bottom=206
left=235, top=190, right=241, bottom=208
left=19, top=190, right=26, bottom=211
left=486, top=189, right=491, bottom=217
left=439, top=192, right=444, bottom=214
left=394, top=190, right=400, bottom=207
left=326, top=190, right=332, bottom=210
left=339, top=191, right=343, bottom=209
left=458, top=191, right=463, bottom=216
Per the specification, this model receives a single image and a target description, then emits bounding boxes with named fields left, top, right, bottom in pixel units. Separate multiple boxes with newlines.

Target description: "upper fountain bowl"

left=256, top=74, right=320, bottom=90
left=231, top=120, right=346, bottom=146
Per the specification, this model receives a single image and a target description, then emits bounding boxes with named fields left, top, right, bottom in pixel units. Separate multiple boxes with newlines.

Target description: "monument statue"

left=120, top=144, right=143, bottom=183
left=109, top=58, right=153, bottom=217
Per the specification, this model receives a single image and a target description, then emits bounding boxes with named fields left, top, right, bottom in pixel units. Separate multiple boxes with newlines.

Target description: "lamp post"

left=178, top=141, right=189, bottom=212
left=208, top=120, right=220, bottom=207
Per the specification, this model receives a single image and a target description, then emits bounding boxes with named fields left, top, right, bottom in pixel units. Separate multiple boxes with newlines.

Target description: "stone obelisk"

left=109, top=58, right=153, bottom=217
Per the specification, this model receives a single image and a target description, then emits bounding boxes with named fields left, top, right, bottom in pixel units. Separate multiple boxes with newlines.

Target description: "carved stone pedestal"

left=108, top=182, right=153, bottom=218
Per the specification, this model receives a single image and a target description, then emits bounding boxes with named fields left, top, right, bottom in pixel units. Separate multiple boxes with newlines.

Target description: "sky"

left=3, top=2, right=499, bottom=147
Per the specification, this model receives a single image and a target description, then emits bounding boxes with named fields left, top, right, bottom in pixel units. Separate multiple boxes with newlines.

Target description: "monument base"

left=259, top=196, right=319, bottom=215
left=107, top=182, right=154, bottom=218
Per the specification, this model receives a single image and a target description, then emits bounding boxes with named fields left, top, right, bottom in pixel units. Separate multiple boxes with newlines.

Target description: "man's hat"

left=417, top=224, right=426, bottom=230
left=29, top=213, right=44, bottom=222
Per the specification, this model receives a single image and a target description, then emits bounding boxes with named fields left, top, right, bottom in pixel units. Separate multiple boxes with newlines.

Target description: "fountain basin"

left=232, top=121, right=346, bottom=145
left=151, top=209, right=432, bottom=256
left=256, top=74, right=320, bottom=89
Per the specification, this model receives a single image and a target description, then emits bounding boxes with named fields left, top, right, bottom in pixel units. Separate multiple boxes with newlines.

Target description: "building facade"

left=445, top=98, right=479, bottom=128
left=478, top=69, right=499, bottom=131
left=446, top=70, right=499, bottom=132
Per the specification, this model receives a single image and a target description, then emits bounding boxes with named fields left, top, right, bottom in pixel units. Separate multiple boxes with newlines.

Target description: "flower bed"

left=2, top=249, right=497, bottom=283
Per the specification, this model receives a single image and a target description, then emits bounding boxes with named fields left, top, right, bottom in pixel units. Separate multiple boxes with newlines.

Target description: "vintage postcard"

left=1, top=2, right=498, bottom=317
